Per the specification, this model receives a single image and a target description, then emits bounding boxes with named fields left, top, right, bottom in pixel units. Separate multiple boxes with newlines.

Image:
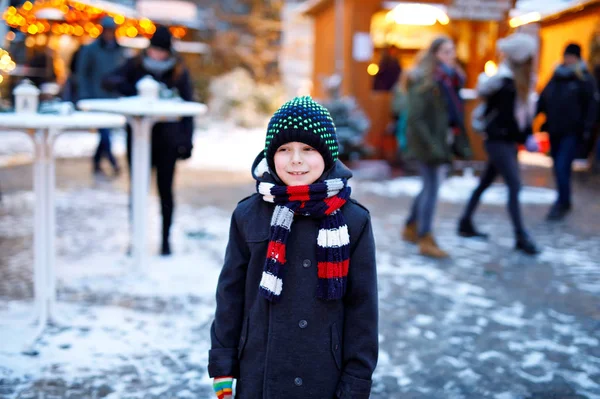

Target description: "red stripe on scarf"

left=267, top=241, right=286, bottom=264
left=324, top=196, right=347, bottom=215
left=286, top=185, right=312, bottom=202
left=317, top=260, right=350, bottom=279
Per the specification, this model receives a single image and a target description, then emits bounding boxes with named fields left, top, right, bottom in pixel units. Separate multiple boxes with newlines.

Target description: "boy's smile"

left=274, top=142, right=325, bottom=186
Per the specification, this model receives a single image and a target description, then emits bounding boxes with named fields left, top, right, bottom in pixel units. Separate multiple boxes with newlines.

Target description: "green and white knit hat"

left=264, top=96, right=338, bottom=173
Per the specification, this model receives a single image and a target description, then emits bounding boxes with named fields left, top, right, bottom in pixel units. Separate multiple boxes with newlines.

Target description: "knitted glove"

left=213, top=377, right=233, bottom=399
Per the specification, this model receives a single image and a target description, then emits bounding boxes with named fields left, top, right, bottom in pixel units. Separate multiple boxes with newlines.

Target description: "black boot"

left=515, top=232, right=540, bottom=255
left=161, top=238, right=171, bottom=256
left=458, top=218, right=489, bottom=239
left=546, top=203, right=571, bottom=221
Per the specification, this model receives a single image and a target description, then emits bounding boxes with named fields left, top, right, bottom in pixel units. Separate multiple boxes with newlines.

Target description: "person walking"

left=77, top=16, right=125, bottom=177
left=102, top=26, right=195, bottom=256
left=537, top=43, right=599, bottom=220
left=208, top=96, right=378, bottom=399
left=402, top=36, right=472, bottom=258
left=458, top=33, right=540, bottom=254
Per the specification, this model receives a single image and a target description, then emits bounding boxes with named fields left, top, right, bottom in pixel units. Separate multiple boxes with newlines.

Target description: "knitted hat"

left=264, top=96, right=338, bottom=174
left=564, top=43, right=582, bottom=59
left=497, top=33, right=538, bottom=64
left=100, top=16, right=116, bottom=30
left=150, top=25, right=172, bottom=52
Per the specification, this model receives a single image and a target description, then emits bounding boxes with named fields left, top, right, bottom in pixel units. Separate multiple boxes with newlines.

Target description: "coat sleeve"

left=208, top=208, right=250, bottom=378
left=582, top=75, right=599, bottom=134
left=76, top=45, right=92, bottom=100
left=102, top=58, right=138, bottom=97
left=336, top=213, right=378, bottom=399
left=175, top=68, right=195, bottom=145
left=536, top=83, right=548, bottom=116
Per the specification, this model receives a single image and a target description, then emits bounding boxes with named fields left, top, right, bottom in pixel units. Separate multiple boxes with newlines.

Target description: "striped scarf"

left=257, top=178, right=351, bottom=302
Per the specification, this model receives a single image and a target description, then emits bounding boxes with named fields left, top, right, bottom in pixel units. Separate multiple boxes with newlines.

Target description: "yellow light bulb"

left=367, top=63, right=379, bottom=76
left=484, top=61, right=498, bottom=76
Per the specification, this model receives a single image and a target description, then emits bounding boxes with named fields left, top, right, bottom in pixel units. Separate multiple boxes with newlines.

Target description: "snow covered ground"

left=1, top=123, right=600, bottom=398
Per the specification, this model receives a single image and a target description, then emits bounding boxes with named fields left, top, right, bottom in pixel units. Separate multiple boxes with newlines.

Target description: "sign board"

left=352, top=33, right=374, bottom=62
left=448, top=0, right=512, bottom=21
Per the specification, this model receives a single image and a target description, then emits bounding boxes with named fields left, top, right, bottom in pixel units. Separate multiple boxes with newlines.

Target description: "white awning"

left=73, top=0, right=138, bottom=18
left=136, top=0, right=200, bottom=27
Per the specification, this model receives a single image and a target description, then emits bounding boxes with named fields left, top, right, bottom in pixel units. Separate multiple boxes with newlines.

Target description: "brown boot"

left=418, top=234, right=449, bottom=258
left=402, top=222, right=418, bottom=244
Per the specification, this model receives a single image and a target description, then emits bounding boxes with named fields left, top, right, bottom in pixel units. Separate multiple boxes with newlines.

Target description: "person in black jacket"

left=458, top=33, right=539, bottom=255
left=103, top=26, right=194, bottom=255
left=537, top=43, right=599, bottom=220
left=208, top=97, right=378, bottom=399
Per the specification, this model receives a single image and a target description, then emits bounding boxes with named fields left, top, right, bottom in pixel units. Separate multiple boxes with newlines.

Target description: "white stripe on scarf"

left=317, top=225, right=350, bottom=248
left=271, top=205, right=294, bottom=230
left=260, top=271, right=283, bottom=295
left=258, top=182, right=275, bottom=203
left=326, top=178, right=344, bottom=197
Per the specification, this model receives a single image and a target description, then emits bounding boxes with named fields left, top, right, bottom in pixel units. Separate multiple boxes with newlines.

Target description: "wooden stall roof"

left=540, top=0, right=600, bottom=24
left=300, top=0, right=334, bottom=16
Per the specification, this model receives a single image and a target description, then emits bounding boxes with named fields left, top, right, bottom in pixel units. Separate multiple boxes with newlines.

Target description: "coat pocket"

left=331, top=323, right=342, bottom=370
left=238, top=316, right=249, bottom=360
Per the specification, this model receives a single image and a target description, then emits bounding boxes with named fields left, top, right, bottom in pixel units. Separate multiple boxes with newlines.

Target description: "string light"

left=0, top=0, right=190, bottom=40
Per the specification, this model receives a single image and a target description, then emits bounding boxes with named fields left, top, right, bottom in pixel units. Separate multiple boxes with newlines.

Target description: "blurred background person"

left=458, top=33, right=539, bottom=255
left=370, top=46, right=402, bottom=159
left=103, top=26, right=195, bottom=256
left=537, top=43, right=599, bottom=220
left=402, top=36, right=471, bottom=259
left=77, top=16, right=125, bottom=177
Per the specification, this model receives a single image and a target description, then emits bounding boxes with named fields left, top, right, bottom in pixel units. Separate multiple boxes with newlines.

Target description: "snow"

left=360, top=173, right=556, bottom=205
left=2, top=121, right=600, bottom=397
left=0, top=121, right=266, bottom=172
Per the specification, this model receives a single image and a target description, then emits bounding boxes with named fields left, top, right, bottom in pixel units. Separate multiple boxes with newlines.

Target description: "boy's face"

left=274, top=141, right=325, bottom=186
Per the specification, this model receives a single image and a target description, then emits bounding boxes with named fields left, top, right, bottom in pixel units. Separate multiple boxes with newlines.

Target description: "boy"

left=208, top=97, right=378, bottom=399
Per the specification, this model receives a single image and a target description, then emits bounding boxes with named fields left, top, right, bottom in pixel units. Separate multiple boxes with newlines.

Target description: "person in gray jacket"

left=77, top=16, right=125, bottom=176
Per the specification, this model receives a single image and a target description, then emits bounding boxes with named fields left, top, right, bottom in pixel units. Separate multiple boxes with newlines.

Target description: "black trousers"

left=461, top=140, right=526, bottom=237
left=126, top=126, right=178, bottom=243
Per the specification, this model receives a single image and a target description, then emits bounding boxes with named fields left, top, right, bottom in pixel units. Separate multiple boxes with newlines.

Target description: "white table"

left=0, top=111, right=126, bottom=350
left=77, top=97, right=207, bottom=271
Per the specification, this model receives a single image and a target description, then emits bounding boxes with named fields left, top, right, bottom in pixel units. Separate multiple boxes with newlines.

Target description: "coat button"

left=299, top=320, right=308, bottom=329
left=302, top=259, right=311, bottom=268
left=294, top=377, right=303, bottom=386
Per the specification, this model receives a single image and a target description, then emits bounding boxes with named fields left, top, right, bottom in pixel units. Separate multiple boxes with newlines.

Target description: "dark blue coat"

left=102, top=53, right=195, bottom=156
left=537, top=63, right=599, bottom=138
left=209, top=154, right=378, bottom=399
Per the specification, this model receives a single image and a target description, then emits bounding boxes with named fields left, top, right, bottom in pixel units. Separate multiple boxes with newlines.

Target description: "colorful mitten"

left=213, top=376, right=233, bottom=399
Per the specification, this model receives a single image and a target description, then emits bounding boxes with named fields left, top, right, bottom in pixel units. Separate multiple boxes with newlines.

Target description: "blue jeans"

left=93, top=128, right=118, bottom=169
left=550, top=135, right=578, bottom=208
left=407, top=163, right=446, bottom=237
left=462, top=141, right=525, bottom=236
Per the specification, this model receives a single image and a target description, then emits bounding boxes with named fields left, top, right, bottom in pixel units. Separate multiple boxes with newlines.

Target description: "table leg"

left=26, top=129, right=49, bottom=351
left=46, top=129, right=65, bottom=326
left=129, top=117, right=153, bottom=272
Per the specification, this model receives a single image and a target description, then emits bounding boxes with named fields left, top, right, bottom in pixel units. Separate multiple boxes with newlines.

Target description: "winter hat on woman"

left=150, top=25, right=173, bottom=52
left=497, top=33, right=538, bottom=64
left=264, top=96, right=339, bottom=173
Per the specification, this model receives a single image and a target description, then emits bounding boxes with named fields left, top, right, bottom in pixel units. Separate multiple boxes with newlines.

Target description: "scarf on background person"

left=257, top=178, right=351, bottom=302
left=435, top=64, right=465, bottom=130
